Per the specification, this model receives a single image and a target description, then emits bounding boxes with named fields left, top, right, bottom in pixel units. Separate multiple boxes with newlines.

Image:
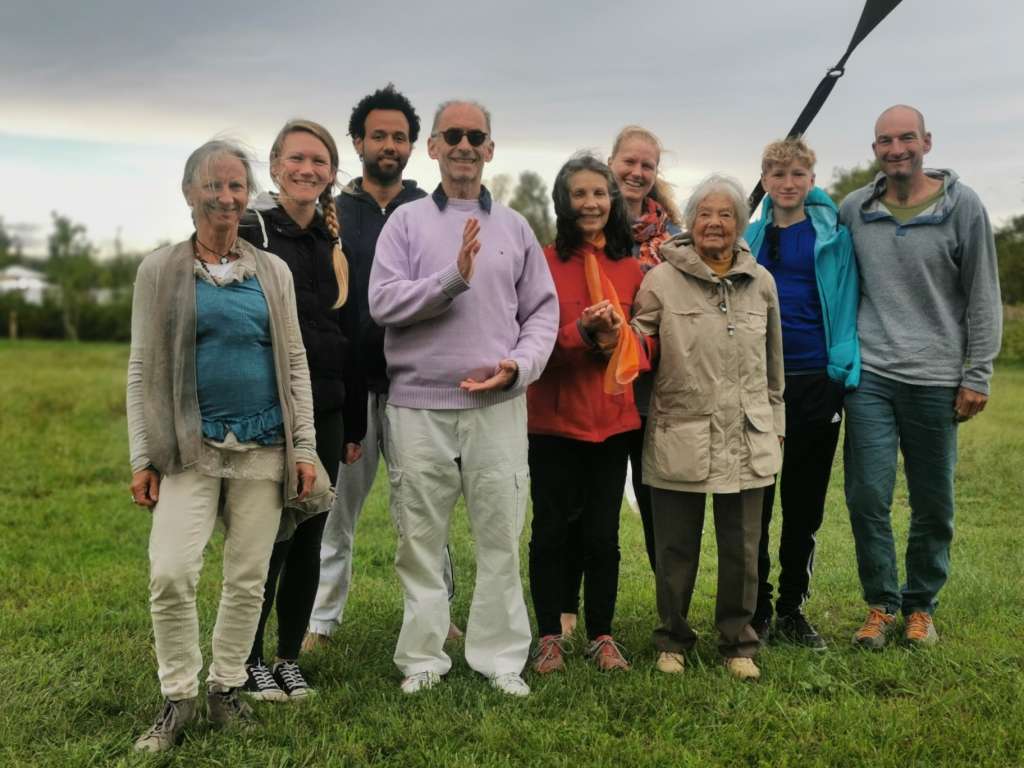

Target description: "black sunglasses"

left=434, top=128, right=489, bottom=147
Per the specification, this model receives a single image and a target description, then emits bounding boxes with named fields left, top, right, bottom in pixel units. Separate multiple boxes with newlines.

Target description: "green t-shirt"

left=885, top=189, right=944, bottom=224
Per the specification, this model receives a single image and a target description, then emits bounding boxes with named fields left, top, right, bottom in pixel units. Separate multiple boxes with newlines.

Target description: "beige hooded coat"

left=631, top=235, right=785, bottom=494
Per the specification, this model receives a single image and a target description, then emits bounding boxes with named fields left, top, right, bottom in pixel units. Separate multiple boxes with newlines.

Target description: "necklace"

left=193, top=233, right=236, bottom=265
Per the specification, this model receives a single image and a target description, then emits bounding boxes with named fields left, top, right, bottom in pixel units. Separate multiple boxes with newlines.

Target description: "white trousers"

left=386, top=396, right=531, bottom=678
left=148, top=470, right=281, bottom=699
left=309, top=393, right=455, bottom=636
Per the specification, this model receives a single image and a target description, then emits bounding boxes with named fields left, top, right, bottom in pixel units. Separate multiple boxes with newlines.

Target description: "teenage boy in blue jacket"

left=745, top=137, right=861, bottom=649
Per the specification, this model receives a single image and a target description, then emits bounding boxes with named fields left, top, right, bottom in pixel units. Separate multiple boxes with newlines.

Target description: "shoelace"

left=532, top=636, right=566, bottom=662
left=588, top=636, right=628, bottom=661
left=905, top=613, right=931, bottom=639
left=211, top=689, right=243, bottom=715
left=143, top=700, right=178, bottom=738
left=856, top=608, right=893, bottom=638
left=276, top=662, right=308, bottom=690
left=250, top=664, right=278, bottom=689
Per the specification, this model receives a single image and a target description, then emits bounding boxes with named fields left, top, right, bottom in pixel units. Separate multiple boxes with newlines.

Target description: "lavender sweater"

left=369, top=193, right=558, bottom=409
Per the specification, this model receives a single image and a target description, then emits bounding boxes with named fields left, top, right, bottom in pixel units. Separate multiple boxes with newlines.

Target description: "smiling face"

left=609, top=136, right=659, bottom=211
left=272, top=130, right=335, bottom=206
left=428, top=102, right=494, bottom=188
left=762, top=160, right=815, bottom=216
left=355, top=108, right=412, bottom=184
left=691, top=192, right=738, bottom=259
left=873, top=106, right=932, bottom=182
left=567, top=169, right=611, bottom=242
left=185, top=153, right=249, bottom=234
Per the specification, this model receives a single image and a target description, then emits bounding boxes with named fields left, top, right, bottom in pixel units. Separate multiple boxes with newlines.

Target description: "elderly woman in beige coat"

left=631, top=174, right=784, bottom=681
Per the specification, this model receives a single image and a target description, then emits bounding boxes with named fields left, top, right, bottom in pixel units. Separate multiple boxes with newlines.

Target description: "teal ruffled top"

left=195, top=275, right=284, bottom=444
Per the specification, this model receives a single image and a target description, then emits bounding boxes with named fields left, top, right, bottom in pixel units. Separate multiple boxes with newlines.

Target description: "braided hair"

left=270, top=119, right=349, bottom=308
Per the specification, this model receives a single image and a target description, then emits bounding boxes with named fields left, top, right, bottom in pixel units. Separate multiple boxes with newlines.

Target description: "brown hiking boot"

left=853, top=606, right=897, bottom=650
left=904, top=611, right=939, bottom=646
left=531, top=634, right=566, bottom=674
left=586, top=635, right=631, bottom=672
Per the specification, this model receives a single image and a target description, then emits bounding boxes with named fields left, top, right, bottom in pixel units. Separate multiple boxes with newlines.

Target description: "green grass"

left=1, top=340, right=1022, bottom=767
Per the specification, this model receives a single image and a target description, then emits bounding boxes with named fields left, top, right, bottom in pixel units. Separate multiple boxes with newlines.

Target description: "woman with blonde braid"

left=239, top=120, right=365, bottom=701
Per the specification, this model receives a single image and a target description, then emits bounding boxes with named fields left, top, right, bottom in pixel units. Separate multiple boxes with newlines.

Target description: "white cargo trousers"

left=309, top=393, right=456, bottom=636
left=386, top=396, right=531, bottom=678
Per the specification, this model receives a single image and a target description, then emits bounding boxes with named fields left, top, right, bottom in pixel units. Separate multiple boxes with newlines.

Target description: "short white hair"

left=683, top=174, right=749, bottom=231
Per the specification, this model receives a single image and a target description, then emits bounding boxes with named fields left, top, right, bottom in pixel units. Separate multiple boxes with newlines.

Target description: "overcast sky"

left=3, top=0, right=1022, bottom=255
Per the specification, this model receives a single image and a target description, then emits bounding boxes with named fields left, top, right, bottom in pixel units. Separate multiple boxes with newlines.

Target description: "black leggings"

left=561, top=422, right=654, bottom=615
left=248, top=408, right=343, bottom=664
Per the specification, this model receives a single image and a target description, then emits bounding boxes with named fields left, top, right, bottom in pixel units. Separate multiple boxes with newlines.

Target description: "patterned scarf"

left=581, top=237, right=640, bottom=395
left=632, top=197, right=674, bottom=272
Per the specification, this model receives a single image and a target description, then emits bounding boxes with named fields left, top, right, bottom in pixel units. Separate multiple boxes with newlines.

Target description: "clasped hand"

left=581, top=300, right=622, bottom=349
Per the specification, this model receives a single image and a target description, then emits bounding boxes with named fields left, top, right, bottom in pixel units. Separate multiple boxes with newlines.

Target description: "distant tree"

left=46, top=213, right=98, bottom=341
left=828, top=161, right=880, bottom=205
left=508, top=171, right=555, bottom=246
left=0, top=217, right=23, bottom=268
left=488, top=173, right=513, bottom=205
left=996, top=214, right=1024, bottom=305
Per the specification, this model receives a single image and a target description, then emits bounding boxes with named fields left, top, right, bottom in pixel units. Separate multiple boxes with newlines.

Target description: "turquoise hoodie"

left=745, top=186, right=861, bottom=389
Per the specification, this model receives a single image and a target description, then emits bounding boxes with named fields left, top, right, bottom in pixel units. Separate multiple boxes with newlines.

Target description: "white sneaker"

left=400, top=671, right=441, bottom=695
left=489, top=672, right=530, bottom=697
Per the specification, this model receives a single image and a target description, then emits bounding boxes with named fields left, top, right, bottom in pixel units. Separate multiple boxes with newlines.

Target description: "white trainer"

left=400, top=671, right=441, bottom=695
left=489, top=672, right=530, bottom=697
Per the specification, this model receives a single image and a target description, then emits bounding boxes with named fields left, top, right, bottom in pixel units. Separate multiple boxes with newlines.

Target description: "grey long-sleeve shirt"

left=839, top=169, right=1002, bottom=394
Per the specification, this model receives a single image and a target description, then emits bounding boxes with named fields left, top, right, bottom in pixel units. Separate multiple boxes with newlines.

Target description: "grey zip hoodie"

left=839, top=169, right=1002, bottom=394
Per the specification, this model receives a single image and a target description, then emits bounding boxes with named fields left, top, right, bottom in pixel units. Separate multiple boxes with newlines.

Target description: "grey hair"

left=181, top=139, right=257, bottom=197
left=683, top=174, right=750, bottom=231
left=431, top=100, right=492, bottom=134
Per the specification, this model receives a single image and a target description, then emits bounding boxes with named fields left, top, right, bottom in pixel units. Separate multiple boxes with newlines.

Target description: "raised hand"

left=457, top=217, right=482, bottom=282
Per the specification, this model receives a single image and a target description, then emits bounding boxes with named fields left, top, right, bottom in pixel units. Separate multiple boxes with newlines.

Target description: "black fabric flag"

left=747, top=0, right=904, bottom=213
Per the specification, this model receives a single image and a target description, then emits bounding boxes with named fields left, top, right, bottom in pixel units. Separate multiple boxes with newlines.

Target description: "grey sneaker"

left=207, top=686, right=255, bottom=727
left=853, top=606, right=897, bottom=650
left=133, top=697, right=197, bottom=753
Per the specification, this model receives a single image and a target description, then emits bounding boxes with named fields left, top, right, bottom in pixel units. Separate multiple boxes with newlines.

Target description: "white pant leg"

left=148, top=470, right=222, bottom=700
left=309, top=394, right=384, bottom=635
left=206, top=475, right=283, bottom=691
left=458, top=396, right=532, bottom=677
left=386, top=404, right=462, bottom=676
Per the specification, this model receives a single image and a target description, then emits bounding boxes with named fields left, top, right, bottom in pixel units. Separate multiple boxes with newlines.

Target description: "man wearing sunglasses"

left=369, top=100, right=558, bottom=697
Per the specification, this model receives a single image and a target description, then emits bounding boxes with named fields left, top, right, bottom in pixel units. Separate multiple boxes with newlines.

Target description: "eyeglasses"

left=433, top=128, right=489, bottom=147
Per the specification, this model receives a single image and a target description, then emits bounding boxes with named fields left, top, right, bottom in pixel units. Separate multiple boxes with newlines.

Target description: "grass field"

left=1, top=340, right=1022, bottom=767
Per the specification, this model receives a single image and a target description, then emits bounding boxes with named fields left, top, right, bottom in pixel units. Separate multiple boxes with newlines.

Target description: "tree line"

left=2, top=165, right=1023, bottom=344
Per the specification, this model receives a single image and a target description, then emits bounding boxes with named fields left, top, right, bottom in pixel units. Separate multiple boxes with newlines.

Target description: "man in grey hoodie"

left=839, top=105, right=1001, bottom=649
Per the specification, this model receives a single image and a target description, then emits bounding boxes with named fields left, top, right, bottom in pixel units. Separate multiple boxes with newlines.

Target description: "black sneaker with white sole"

left=272, top=660, right=315, bottom=699
left=243, top=662, right=288, bottom=702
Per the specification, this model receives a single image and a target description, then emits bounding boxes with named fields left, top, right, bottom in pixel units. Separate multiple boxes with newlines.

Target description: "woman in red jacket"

left=527, top=154, right=648, bottom=674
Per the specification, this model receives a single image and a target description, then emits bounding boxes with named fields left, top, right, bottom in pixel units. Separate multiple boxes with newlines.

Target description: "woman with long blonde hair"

left=238, top=119, right=365, bottom=701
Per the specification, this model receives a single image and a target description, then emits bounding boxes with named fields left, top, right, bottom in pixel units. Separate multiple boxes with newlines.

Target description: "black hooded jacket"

left=336, top=178, right=426, bottom=394
left=239, top=202, right=366, bottom=443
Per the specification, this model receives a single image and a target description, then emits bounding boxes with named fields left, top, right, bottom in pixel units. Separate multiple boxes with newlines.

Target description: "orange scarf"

left=582, top=238, right=640, bottom=395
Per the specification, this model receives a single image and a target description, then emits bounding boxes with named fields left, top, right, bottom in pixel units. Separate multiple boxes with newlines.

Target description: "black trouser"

left=755, top=373, right=843, bottom=622
left=561, top=422, right=654, bottom=615
left=529, top=432, right=630, bottom=640
left=249, top=408, right=343, bottom=664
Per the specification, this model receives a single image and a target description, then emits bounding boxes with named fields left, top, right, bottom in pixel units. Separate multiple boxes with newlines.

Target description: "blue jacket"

left=745, top=186, right=861, bottom=389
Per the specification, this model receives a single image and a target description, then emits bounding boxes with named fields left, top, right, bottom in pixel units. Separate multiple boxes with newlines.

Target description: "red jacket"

left=527, top=243, right=648, bottom=442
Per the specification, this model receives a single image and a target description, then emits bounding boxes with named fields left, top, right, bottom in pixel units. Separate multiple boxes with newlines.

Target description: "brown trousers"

left=650, top=487, right=763, bottom=659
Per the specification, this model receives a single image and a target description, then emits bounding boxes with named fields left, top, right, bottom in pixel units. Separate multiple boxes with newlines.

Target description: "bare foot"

left=447, top=622, right=464, bottom=641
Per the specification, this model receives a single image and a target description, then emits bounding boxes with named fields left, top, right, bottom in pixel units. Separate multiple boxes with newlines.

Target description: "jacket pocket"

left=652, top=416, right=711, bottom=482
left=744, top=405, right=780, bottom=478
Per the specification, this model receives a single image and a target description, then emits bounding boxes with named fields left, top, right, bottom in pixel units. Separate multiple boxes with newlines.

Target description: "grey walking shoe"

left=133, top=697, right=197, bottom=753
left=207, top=686, right=256, bottom=728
